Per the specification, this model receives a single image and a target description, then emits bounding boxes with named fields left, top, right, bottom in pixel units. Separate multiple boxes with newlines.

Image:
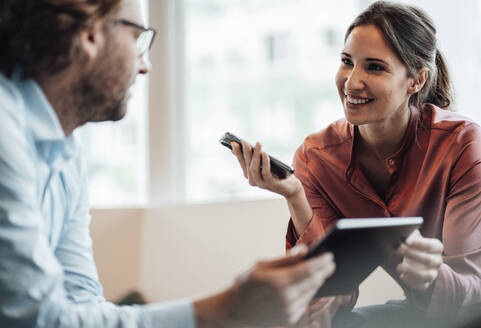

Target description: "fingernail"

left=289, top=244, right=308, bottom=256
left=396, top=264, right=405, bottom=273
left=406, top=230, right=420, bottom=244
left=322, top=252, right=334, bottom=262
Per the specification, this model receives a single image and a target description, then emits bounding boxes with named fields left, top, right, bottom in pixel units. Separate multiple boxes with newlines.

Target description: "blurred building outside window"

left=81, top=0, right=481, bottom=207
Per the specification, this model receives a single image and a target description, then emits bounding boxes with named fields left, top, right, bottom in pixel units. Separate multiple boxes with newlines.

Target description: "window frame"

left=147, top=0, right=187, bottom=206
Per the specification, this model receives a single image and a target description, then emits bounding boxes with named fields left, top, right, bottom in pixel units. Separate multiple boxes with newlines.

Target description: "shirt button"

left=388, top=159, right=395, bottom=166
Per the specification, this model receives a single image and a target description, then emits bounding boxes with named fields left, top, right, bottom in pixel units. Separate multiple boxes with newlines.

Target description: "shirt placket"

left=346, top=162, right=395, bottom=216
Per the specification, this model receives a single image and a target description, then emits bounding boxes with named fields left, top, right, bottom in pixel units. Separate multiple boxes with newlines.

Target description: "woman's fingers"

left=248, top=142, right=263, bottom=185
left=404, top=234, right=444, bottom=254
left=397, top=244, right=443, bottom=268
left=230, top=140, right=299, bottom=197
left=241, top=140, right=253, bottom=167
left=396, top=231, right=444, bottom=291
left=397, top=263, right=439, bottom=290
left=231, top=142, right=248, bottom=178
left=261, top=151, right=274, bottom=180
left=231, top=140, right=275, bottom=187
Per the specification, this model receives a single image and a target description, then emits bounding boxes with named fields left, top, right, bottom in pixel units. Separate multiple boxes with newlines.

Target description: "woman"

left=231, top=1, right=481, bottom=327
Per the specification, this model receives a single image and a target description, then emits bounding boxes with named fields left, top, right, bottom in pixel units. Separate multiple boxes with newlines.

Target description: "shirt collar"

left=346, top=105, right=418, bottom=177
left=15, top=76, right=78, bottom=165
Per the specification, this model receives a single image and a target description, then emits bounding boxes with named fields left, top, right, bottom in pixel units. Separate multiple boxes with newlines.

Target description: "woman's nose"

left=345, top=66, right=365, bottom=91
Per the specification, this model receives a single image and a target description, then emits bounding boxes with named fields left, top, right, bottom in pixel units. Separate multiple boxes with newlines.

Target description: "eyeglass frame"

left=117, top=19, right=157, bottom=56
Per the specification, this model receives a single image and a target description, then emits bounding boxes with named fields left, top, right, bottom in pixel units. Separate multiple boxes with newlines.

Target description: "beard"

left=72, top=39, right=134, bottom=124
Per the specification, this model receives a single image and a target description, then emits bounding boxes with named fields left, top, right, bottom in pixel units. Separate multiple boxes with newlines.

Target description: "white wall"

left=90, top=208, right=144, bottom=301
left=139, top=198, right=287, bottom=302
left=91, top=200, right=404, bottom=306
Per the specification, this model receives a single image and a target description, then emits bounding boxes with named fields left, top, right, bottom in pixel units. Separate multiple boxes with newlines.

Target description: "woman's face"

left=335, top=24, right=414, bottom=127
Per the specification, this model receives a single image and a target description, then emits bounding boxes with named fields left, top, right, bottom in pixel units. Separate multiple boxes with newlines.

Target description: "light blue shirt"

left=0, top=72, right=196, bottom=328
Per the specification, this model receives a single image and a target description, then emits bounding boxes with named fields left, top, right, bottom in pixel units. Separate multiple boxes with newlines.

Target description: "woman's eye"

left=368, top=63, right=385, bottom=71
left=341, top=58, right=353, bottom=66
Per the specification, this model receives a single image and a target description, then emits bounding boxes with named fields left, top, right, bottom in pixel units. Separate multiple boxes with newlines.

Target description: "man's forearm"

left=193, top=284, right=240, bottom=328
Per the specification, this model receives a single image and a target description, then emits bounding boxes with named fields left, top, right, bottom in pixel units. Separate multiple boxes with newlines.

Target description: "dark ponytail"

left=346, top=1, right=454, bottom=112
left=424, top=49, right=452, bottom=109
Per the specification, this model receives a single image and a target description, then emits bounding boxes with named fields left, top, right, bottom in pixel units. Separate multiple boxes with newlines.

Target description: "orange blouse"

left=286, top=104, right=481, bottom=318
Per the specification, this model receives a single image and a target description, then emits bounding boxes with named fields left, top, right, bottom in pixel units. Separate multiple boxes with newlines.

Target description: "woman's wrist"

left=283, top=176, right=304, bottom=201
left=284, top=180, right=313, bottom=237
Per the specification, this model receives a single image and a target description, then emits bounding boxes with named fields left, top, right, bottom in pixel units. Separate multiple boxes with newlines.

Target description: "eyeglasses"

left=118, top=19, right=156, bottom=56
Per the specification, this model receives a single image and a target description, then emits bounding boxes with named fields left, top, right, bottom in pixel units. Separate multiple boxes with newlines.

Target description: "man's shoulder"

left=0, top=73, right=27, bottom=126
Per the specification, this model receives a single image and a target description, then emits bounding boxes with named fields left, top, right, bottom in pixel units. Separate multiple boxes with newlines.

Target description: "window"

left=78, top=77, right=148, bottom=207
left=182, top=0, right=481, bottom=203
left=81, top=0, right=481, bottom=207
left=183, top=0, right=366, bottom=202
left=79, top=0, right=149, bottom=208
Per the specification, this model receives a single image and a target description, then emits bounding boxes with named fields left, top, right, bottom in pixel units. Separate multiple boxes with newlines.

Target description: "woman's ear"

left=408, top=68, right=429, bottom=95
left=78, top=21, right=106, bottom=64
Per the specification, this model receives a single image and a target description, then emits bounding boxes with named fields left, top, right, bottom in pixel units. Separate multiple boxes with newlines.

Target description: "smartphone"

left=219, top=132, right=295, bottom=179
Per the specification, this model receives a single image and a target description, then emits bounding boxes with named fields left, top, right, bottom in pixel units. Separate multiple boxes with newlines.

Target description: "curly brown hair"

left=0, top=0, right=122, bottom=79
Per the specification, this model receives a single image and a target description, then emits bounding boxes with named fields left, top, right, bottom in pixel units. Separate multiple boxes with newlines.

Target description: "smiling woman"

left=222, top=1, right=481, bottom=327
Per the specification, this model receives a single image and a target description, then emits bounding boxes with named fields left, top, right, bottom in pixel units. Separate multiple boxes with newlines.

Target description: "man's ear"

left=78, top=21, right=106, bottom=63
left=408, top=68, right=429, bottom=95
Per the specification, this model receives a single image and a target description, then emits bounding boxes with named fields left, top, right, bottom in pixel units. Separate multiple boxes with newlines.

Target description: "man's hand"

left=194, top=245, right=335, bottom=328
left=396, top=230, right=444, bottom=291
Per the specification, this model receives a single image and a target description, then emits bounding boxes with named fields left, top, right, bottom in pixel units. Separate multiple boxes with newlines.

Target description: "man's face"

left=75, top=0, right=149, bottom=123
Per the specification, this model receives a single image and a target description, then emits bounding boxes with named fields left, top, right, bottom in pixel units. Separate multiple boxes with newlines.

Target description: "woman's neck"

left=357, top=105, right=411, bottom=159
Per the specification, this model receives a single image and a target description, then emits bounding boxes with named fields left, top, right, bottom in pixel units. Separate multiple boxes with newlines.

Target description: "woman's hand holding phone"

left=231, top=141, right=302, bottom=199
left=227, top=135, right=314, bottom=237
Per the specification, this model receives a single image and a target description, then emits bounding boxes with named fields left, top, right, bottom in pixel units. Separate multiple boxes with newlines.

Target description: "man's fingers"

left=287, top=262, right=335, bottom=303
left=285, top=291, right=319, bottom=325
left=284, top=252, right=335, bottom=284
left=259, top=244, right=309, bottom=269
left=308, top=252, right=336, bottom=277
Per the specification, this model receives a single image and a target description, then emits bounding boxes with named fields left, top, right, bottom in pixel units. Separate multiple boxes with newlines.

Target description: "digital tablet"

left=304, top=217, right=423, bottom=297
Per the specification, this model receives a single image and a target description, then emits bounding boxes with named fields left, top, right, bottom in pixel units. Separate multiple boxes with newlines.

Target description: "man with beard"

left=0, top=0, right=336, bottom=327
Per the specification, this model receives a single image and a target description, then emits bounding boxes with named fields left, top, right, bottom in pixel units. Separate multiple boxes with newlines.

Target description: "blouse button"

left=388, top=158, right=395, bottom=166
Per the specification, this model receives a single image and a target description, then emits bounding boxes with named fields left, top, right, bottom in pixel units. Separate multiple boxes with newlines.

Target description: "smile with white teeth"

left=345, top=95, right=373, bottom=105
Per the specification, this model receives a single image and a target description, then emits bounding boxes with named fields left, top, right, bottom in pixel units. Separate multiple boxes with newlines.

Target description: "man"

left=0, top=0, right=335, bottom=327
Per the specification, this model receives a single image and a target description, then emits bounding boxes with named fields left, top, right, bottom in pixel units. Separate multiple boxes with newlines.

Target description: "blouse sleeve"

left=410, top=123, right=481, bottom=317
left=286, top=143, right=340, bottom=249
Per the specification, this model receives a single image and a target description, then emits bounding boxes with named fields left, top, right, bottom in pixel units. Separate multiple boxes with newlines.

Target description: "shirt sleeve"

left=286, top=142, right=340, bottom=249
left=409, top=124, right=481, bottom=317
left=54, top=155, right=105, bottom=305
left=0, top=94, right=196, bottom=327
